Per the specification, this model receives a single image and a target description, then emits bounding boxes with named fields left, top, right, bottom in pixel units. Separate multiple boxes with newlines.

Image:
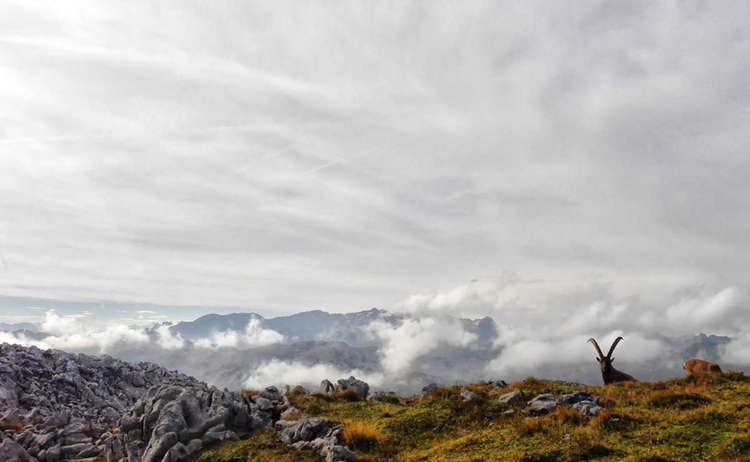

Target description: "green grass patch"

left=198, top=372, right=750, bottom=462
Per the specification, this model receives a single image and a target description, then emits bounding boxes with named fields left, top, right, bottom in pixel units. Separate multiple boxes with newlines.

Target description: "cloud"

left=366, top=316, right=478, bottom=374
left=1, top=2, right=750, bottom=315
left=242, top=359, right=384, bottom=390
left=193, top=318, right=284, bottom=349
left=663, top=288, right=746, bottom=335
left=486, top=331, right=667, bottom=379
left=155, top=324, right=185, bottom=350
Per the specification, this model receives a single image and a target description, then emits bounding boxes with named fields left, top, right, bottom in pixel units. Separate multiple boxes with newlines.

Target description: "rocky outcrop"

left=0, top=432, right=36, bottom=462
left=276, top=416, right=356, bottom=462
left=523, top=391, right=604, bottom=416
left=320, top=379, right=336, bottom=395
left=0, top=343, right=361, bottom=461
left=0, top=343, right=189, bottom=461
left=460, top=388, right=478, bottom=402
left=319, top=376, right=369, bottom=400
left=101, top=380, right=281, bottom=462
left=498, top=389, right=525, bottom=405
left=335, top=377, right=369, bottom=400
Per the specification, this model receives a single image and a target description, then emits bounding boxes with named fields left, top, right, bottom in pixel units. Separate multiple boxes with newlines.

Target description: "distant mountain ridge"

left=0, top=322, right=39, bottom=333
left=166, top=308, right=498, bottom=347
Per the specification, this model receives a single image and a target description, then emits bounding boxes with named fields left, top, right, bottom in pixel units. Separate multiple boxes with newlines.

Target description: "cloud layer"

left=1, top=278, right=748, bottom=393
left=1, top=2, right=750, bottom=314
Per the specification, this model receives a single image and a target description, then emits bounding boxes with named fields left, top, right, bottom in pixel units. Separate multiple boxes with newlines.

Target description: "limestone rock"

left=498, top=389, right=525, bottom=406
left=524, top=394, right=560, bottom=415
left=460, top=388, right=478, bottom=402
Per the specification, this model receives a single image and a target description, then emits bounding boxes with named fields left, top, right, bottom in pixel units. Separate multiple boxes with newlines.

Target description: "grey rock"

left=0, top=433, right=38, bottom=462
left=460, top=388, right=478, bottom=402
left=320, top=379, right=336, bottom=396
left=281, top=407, right=300, bottom=419
left=259, top=386, right=282, bottom=402
left=559, top=391, right=597, bottom=406
left=498, top=389, right=525, bottom=406
left=277, top=417, right=330, bottom=444
left=524, top=393, right=560, bottom=415
left=105, top=379, right=269, bottom=462
left=571, top=400, right=604, bottom=417
left=0, top=343, right=189, bottom=461
left=334, top=377, right=369, bottom=400
left=323, top=444, right=357, bottom=462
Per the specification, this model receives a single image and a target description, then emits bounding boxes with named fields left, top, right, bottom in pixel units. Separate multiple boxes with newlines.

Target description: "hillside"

left=199, top=373, right=750, bottom=462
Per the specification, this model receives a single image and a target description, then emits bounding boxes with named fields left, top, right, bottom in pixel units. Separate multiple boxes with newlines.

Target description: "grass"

left=197, top=372, right=750, bottom=462
left=192, top=429, right=319, bottom=462
left=0, top=421, right=23, bottom=433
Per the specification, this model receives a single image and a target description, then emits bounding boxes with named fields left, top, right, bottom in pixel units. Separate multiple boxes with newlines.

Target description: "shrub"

left=240, top=389, right=259, bottom=397
left=380, top=394, right=401, bottom=405
left=342, top=420, right=383, bottom=452
left=334, top=389, right=362, bottom=402
left=289, top=386, right=307, bottom=396
left=518, top=417, right=546, bottom=436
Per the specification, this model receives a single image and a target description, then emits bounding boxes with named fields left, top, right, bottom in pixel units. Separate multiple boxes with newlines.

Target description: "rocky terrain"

left=0, top=343, right=192, bottom=460
left=0, top=343, right=360, bottom=462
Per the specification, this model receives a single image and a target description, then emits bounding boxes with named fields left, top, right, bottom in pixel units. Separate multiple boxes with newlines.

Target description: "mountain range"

left=0, top=308, right=736, bottom=394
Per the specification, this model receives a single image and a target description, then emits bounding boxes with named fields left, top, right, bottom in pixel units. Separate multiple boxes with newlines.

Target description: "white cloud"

left=155, top=324, right=185, bottom=350
left=194, top=318, right=284, bottom=349
left=486, top=331, right=667, bottom=379
left=1, top=2, right=750, bottom=315
left=367, top=316, right=478, bottom=374
left=663, top=287, right=746, bottom=334
left=242, top=359, right=384, bottom=390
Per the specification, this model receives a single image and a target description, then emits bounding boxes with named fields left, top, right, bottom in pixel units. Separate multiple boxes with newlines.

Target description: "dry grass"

left=0, top=421, right=24, bottom=433
left=342, top=420, right=384, bottom=452
left=200, top=372, right=750, bottom=462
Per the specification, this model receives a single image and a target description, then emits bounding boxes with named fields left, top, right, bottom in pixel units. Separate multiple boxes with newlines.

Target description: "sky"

left=1, top=1, right=750, bottom=324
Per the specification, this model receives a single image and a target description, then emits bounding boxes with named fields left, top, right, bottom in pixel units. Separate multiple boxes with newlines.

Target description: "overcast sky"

left=1, top=1, right=750, bottom=321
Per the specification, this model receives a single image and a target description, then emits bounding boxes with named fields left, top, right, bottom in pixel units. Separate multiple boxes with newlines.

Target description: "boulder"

left=0, top=433, right=38, bottom=462
left=277, top=417, right=356, bottom=462
left=103, top=379, right=273, bottom=462
left=277, top=417, right=330, bottom=444
left=571, top=400, right=604, bottom=417
left=498, top=389, right=525, bottom=406
left=559, top=391, right=597, bottom=406
left=486, top=379, right=508, bottom=388
left=0, top=343, right=189, bottom=461
left=460, top=388, right=478, bottom=402
left=320, top=380, right=336, bottom=396
left=524, top=394, right=559, bottom=415
left=335, top=377, right=369, bottom=400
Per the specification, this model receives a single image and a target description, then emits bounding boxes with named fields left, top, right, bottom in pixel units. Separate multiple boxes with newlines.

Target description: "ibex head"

left=587, top=336, right=637, bottom=384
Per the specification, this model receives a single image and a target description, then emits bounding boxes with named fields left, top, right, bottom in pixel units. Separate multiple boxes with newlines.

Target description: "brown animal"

left=683, top=359, right=722, bottom=375
left=587, top=337, right=638, bottom=384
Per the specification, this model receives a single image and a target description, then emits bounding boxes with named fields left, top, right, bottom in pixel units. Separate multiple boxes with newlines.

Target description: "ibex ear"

left=610, top=357, right=615, bottom=362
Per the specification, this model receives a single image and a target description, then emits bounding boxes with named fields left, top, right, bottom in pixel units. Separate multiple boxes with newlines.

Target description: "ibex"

left=683, top=359, right=722, bottom=375
left=587, top=337, right=637, bottom=384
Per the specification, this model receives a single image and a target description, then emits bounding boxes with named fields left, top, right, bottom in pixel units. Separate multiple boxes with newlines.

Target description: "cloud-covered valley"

left=1, top=279, right=747, bottom=394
